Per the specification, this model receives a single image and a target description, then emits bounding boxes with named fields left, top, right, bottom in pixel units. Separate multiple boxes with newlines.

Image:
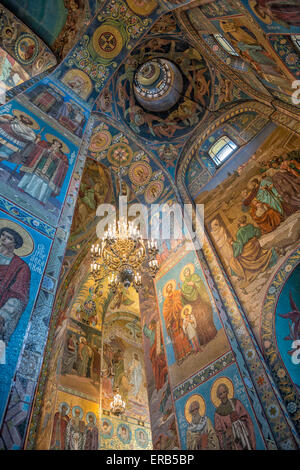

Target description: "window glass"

left=214, top=34, right=239, bottom=56
left=208, top=136, right=238, bottom=166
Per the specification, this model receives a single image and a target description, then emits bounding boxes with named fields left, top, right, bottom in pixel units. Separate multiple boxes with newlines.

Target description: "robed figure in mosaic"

left=0, top=111, right=37, bottom=163
left=50, top=403, right=70, bottom=450
left=0, top=222, right=31, bottom=343
left=162, top=280, right=192, bottom=364
left=84, top=413, right=98, bottom=450
left=65, top=407, right=86, bottom=450
left=18, top=136, right=69, bottom=204
left=180, top=265, right=217, bottom=346
left=185, top=395, right=219, bottom=450
left=212, top=379, right=256, bottom=450
left=143, top=317, right=168, bottom=391
left=253, top=0, right=300, bottom=26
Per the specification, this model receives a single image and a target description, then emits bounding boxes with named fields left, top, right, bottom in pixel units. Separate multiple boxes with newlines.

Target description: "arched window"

left=213, top=34, right=239, bottom=56
left=208, top=136, right=238, bottom=167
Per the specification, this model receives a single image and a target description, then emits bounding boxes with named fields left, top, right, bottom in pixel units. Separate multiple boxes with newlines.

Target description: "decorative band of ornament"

left=173, top=350, right=234, bottom=400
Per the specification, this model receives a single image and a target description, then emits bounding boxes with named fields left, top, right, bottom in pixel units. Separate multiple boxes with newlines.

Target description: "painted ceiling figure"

left=65, top=407, right=86, bottom=450
left=253, top=0, right=300, bottom=26
left=243, top=178, right=283, bottom=234
left=50, top=403, right=70, bottom=450
left=230, top=215, right=277, bottom=284
left=214, top=383, right=256, bottom=450
left=143, top=318, right=168, bottom=391
left=0, top=113, right=37, bottom=163
left=180, top=266, right=217, bottom=346
left=18, top=138, right=69, bottom=204
left=186, top=400, right=219, bottom=450
left=0, top=226, right=31, bottom=343
left=162, top=281, right=193, bottom=364
left=266, top=155, right=300, bottom=215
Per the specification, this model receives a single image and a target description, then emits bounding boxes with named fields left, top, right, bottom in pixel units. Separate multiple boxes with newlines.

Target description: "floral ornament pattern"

left=268, top=35, right=300, bottom=78
left=261, top=248, right=300, bottom=435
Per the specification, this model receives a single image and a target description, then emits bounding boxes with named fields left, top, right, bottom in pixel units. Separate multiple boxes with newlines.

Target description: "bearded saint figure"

left=180, top=266, right=217, bottom=346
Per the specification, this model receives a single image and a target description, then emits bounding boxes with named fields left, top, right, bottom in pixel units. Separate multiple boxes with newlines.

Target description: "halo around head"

left=45, top=134, right=70, bottom=154
left=59, top=402, right=70, bottom=414
left=72, top=405, right=84, bottom=418
left=184, top=394, right=206, bottom=423
left=210, top=377, right=234, bottom=408
left=86, top=411, right=96, bottom=424
left=0, top=219, right=34, bottom=257
left=163, top=279, right=176, bottom=297
left=181, top=304, right=192, bottom=319
left=180, top=263, right=195, bottom=282
left=12, top=109, right=40, bottom=129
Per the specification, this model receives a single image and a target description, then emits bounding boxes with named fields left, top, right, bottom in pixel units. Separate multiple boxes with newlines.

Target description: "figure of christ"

left=182, top=306, right=202, bottom=353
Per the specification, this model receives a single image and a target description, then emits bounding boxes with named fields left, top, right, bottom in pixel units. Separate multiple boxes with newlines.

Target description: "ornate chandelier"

left=91, top=218, right=159, bottom=293
left=110, top=388, right=126, bottom=416
left=90, top=152, right=159, bottom=293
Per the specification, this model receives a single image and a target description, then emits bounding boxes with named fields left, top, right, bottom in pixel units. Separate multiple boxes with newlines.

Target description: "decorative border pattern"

left=261, top=248, right=300, bottom=435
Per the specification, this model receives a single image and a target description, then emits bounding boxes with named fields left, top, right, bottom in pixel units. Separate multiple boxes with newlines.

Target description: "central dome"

left=133, top=58, right=183, bottom=112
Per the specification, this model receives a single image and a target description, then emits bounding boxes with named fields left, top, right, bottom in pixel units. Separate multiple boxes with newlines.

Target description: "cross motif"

left=99, top=32, right=117, bottom=52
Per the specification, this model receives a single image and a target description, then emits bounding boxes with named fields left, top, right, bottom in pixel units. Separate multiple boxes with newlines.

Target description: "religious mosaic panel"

left=36, top=389, right=99, bottom=450
left=0, top=100, right=79, bottom=227
left=261, top=248, right=300, bottom=433
left=100, top=412, right=152, bottom=450
left=155, top=247, right=231, bottom=388
left=241, top=0, right=300, bottom=34
left=139, top=274, right=180, bottom=450
left=174, top=361, right=267, bottom=450
left=102, top=313, right=150, bottom=423
left=194, top=126, right=300, bottom=342
left=0, top=208, right=52, bottom=423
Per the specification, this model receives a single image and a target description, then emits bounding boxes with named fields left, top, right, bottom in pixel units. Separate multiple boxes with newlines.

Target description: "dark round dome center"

left=133, top=58, right=183, bottom=112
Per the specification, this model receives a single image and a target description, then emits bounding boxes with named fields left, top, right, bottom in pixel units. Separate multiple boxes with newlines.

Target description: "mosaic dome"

left=133, top=58, right=183, bottom=112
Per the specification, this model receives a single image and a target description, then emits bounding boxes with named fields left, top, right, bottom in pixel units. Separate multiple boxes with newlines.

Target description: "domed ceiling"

left=115, top=36, right=212, bottom=141
left=0, top=0, right=97, bottom=59
left=94, top=10, right=254, bottom=178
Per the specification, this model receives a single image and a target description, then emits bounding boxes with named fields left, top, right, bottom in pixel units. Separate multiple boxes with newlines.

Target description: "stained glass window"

left=208, top=136, right=238, bottom=166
